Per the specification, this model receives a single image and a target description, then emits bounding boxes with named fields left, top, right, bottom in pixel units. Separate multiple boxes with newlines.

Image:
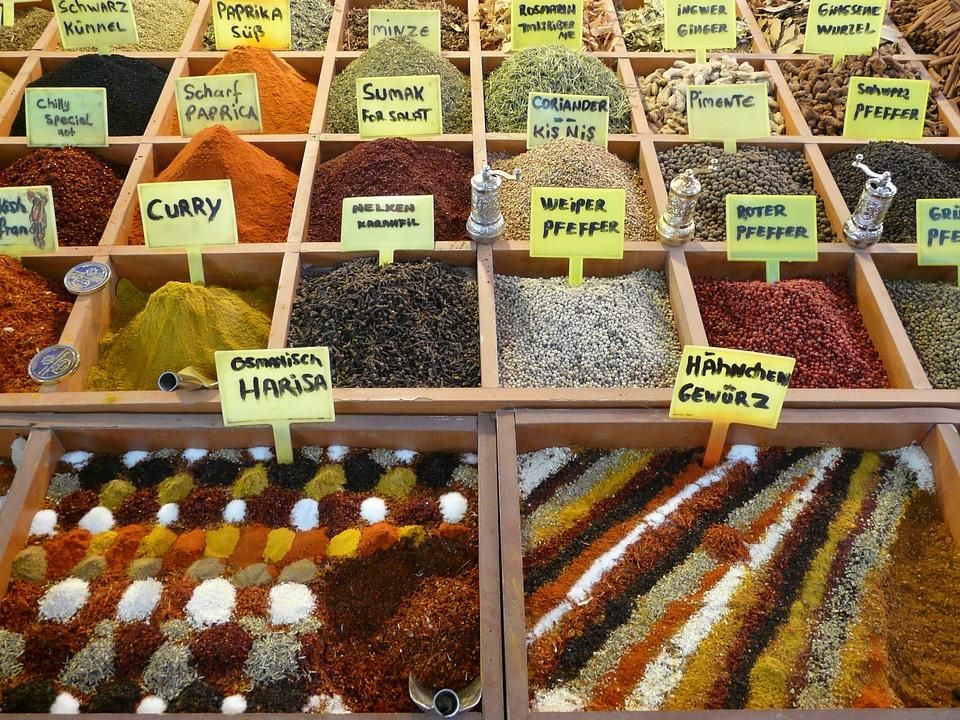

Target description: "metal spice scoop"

left=656, top=159, right=718, bottom=246
left=409, top=674, right=481, bottom=717
left=158, top=366, right=218, bottom=392
left=466, top=165, right=521, bottom=244
left=842, top=154, right=897, bottom=249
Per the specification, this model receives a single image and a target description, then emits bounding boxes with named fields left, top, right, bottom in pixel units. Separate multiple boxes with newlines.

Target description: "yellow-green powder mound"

left=87, top=280, right=274, bottom=391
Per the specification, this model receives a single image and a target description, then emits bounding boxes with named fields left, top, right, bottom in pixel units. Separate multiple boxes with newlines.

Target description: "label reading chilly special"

left=368, top=8, right=441, bottom=53
left=356, top=75, right=442, bottom=138
left=24, top=87, right=108, bottom=147
left=663, top=0, right=736, bottom=53
left=212, top=0, right=291, bottom=50
left=175, top=73, right=263, bottom=136
left=341, top=194, right=435, bottom=264
left=54, top=0, right=139, bottom=49
left=526, top=92, right=609, bottom=149
left=917, top=199, right=960, bottom=267
left=843, top=76, right=929, bottom=141
left=510, top=0, right=582, bottom=50
left=803, top=0, right=884, bottom=57
left=0, top=185, right=58, bottom=255
left=138, top=179, right=238, bottom=249
left=686, top=83, right=770, bottom=147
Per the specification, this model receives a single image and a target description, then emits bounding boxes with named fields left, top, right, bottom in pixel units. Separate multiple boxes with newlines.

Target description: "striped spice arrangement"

left=519, top=442, right=960, bottom=710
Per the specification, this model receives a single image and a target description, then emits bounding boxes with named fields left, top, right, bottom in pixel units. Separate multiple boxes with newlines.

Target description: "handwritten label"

left=24, top=88, right=108, bottom=147
left=510, top=0, right=582, bottom=49
left=663, top=0, right=736, bottom=52
left=0, top=186, right=58, bottom=256
left=175, top=73, right=262, bottom=136
left=803, top=0, right=884, bottom=56
left=727, top=194, right=817, bottom=259
left=356, top=75, right=442, bottom=138
left=526, top=92, right=609, bottom=149
left=917, top=199, right=960, bottom=266
left=138, top=179, right=238, bottom=249
left=340, top=195, right=434, bottom=264
left=670, top=346, right=795, bottom=428
left=211, top=0, right=290, bottom=50
left=842, top=76, right=929, bottom=141
left=53, top=0, right=138, bottom=49
left=687, top=83, right=770, bottom=145
left=368, top=8, right=441, bottom=53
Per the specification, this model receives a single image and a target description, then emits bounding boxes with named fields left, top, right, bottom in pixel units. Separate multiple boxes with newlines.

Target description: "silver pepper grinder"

left=656, top=159, right=717, bottom=246
left=842, top=154, right=897, bottom=249
left=466, top=165, right=521, bottom=244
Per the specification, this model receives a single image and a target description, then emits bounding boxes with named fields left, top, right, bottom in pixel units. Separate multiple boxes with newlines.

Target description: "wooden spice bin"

left=325, top=0, right=472, bottom=51
left=0, top=412, right=503, bottom=719
left=497, top=406, right=960, bottom=718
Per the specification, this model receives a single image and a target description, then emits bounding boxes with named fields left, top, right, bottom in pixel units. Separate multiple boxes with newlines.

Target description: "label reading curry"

left=802, top=0, right=884, bottom=57
left=526, top=92, right=609, bottom=149
left=368, top=8, right=441, bottom=53
left=0, top=185, right=59, bottom=256
left=54, top=0, right=139, bottom=50
left=341, top=195, right=434, bottom=264
left=138, top=179, right=238, bottom=249
left=663, top=0, right=736, bottom=53
left=843, top=76, right=929, bottom=141
left=24, top=87, right=108, bottom=147
left=356, top=75, right=442, bottom=138
left=211, top=0, right=290, bottom=50
left=510, top=0, right=582, bottom=49
left=175, top=73, right=263, bottom=136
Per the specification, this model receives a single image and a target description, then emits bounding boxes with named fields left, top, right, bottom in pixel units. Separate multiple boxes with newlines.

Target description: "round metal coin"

left=28, top=344, right=81, bottom=384
left=63, top=261, right=111, bottom=295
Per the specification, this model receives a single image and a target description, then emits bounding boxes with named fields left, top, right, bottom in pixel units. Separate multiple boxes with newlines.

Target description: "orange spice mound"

left=284, top=528, right=329, bottom=564
left=358, top=522, right=400, bottom=556
left=126, top=124, right=297, bottom=244
left=702, top=525, right=749, bottom=563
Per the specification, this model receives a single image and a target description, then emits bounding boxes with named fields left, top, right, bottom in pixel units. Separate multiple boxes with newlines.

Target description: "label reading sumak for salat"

left=726, top=194, right=817, bottom=260
left=368, top=8, right=441, bottom=53
left=663, top=0, right=736, bottom=52
left=917, top=199, right=960, bottom=266
left=24, top=87, right=108, bottom=147
left=341, top=195, right=434, bottom=264
left=212, top=0, right=290, bottom=50
left=687, top=83, right=770, bottom=144
left=356, top=75, right=442, bottom=138
left=802, top=0, right=884, bottom=56
left=138, top=179, right=238, bottom=249
left=0, top=185, right=58, bottom=255
left=510, top=0, right=582, bottom=50
left=843, top=76, right=929, bottom=141
left=54, top=0, right=138, bottom=49
left=175, top=73, right=262, bottom=136
left=527, top=92, right=609, bottom=149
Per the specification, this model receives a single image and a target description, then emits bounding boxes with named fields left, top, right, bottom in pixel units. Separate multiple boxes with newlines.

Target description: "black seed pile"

left=10, top=55, right=168, bottom=137
left=288, top=258, right=480, bottom=388
left=826, top=142, right=960, bottom=244
left=657, top=144, right=835, bottom=243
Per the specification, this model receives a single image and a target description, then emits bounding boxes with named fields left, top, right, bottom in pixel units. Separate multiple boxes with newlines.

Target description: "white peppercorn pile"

left=491, top=137, right=658, bottom=243
left=657, top=143, right=835, bottom=243
left=495, top=270, right=681, bottom=387
left=827, top=142, right=960, bottom=244
left=884, top=278, right=960, bottom=389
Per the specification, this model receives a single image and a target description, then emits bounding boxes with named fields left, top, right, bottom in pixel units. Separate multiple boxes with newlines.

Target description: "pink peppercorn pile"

left=693, top=273, right=890, bottom=389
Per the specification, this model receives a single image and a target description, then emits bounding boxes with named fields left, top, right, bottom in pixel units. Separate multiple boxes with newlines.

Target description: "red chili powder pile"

left=126, top=124, right=298, bottom=244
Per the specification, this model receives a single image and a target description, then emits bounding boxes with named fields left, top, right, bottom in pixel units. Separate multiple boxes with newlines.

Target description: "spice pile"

left=345, top=0, right=468, bottom=50
left=326, top=36, right=471, bottom=134
left=0, top=148, right=127, bottom=247
left=657, top=144, right=835, bottom=243
left=495, top=270, right=681, bottom=387
left=0, top=444, right=480, bottom=713
left=169, top=47, right=317, bottom=135
left=889, top=0, right=960, bottom=100
left=520, top=442, right=957, bottom=710
left=0, top=256, right=75, bottom=394
left=204, top=0, right=333, bottom=50
left=0, top=7, right=53, bottom=50
left=618, top=0, right=751, bottom=52
left=308, top=137, right=473, bottom=243
left=693, top=274, right=890, bottom=389
left=62, top=0, right=195, bottom=51
left=826, top=142, right=960, bottom=244
left=884, top=278, right=960, bottom=389
left=491, top=137, right=657, bottom=242
left=485, top=45, right=631, bottom=133
left=9, top=55, right=168, bottom=137
left=86, top=280, right=274, bottom=392
left=288, top=258, right=480, bottom=388
left=781, top=50, right=949, bottom=137
left=478, top=0, right=620, bottom=51
left=747, top=0, right=808, bottom=53
left=127, top=125, right=298, bottom=245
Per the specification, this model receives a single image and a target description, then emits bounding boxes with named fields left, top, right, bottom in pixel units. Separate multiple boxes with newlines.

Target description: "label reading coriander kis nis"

left=510, top=0, right=582, bottom=50
left=0, top=185, right=58, bottom=256
left=368, top=8, right=441, bottom=53
left=356, top=75, right=442, bottom=138
left=54, top=0, right=139, bottom=50
left=175, top=73, right=262, bottom=136
left=212, top=0, right=291, bottom=50
left=341, top=195, right=434, bottom=265
left=24, top=87, right=108, bottom=147
left=663, top=0, right=736, bottom=56
left=526, top=92, right=609, bottom=149
left=803, top=0, right=884, bottom=57
left=843, top=76, right=929, bottom=141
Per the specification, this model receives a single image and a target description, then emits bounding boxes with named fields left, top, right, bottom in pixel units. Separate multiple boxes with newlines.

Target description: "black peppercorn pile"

left=827, top=142, right=960, bottom=244
left=288, top=258, right=480, bottom=388
left=657, top=144, right=835, bottom=243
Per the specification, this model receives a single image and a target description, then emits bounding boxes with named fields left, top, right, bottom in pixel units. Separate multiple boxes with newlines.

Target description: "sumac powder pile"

left=288, top=257, right=480, bottom=388
left=0, top=256, right=74, bottom=393
left=693, top=273, right=890, bottom=388
left=9, top=55, right=168, bottom=137
left=827, top=142, right=960, bottom=244
left=308, top=138, right=473, bottom=242
left=0, top=148, right=127, bottom=247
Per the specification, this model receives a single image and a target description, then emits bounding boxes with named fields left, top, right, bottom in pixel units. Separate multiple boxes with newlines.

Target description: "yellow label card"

left=687, top=83, right=770, bottom=145
left=526, top=92, right=609, bottom=149
left=212, top=0, right=290, bottom=50
left=670, top=345, right=795, bottom=428
left=917, top=199, right=960, bottom=267
left=802, top=0, right=884, bottom=56
left=727, top=194, right=817, bottom=259
left=843, top=76, right=929, bottom=141
left=663, top=0, right=736, bottom=52
left=138, top=179, right=238, bottom=249
left=356, top=75, right=442, bottom=138
left=340, top=195, right=434, bottom=264
left=175, top=73, right=263, bottom=137
left=24, top=87, right=108, bottom=147
left=54, top=0, right=138, bottom=49
left=0, top=185, right=58, bottom=256
left=368, top=8, right=441, bottom=53
left=510, top=0, right=582, bottom=49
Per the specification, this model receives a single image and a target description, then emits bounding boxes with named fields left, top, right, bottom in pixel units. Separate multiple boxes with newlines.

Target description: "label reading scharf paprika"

left=0, top=185, right=59, bottom=256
